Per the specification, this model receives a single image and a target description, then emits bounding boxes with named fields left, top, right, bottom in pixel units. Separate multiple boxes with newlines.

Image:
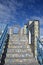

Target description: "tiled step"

left=9, top=39, right=28, bottom=42
left=5, top=34, right=35, bottom=65
left=9, top=36, right=27, bottom=40
left=7, top=50, right=32, bottom=54
left=6, top=53, right=33, bottom=58
left=9, top=38, right=19, bottom=41
left=8, top=44, right=30, bottom=48
left=7, top=50, right=33, bottom=55
left=8, top=43, right=28, bottom=46
left=5, top=58, right=37, bottom=64
left=7, top=51, right=32, bottom=54
left=7, top=49, right=32, bottom=53
left=8, top=41, right=28, bottom=44
left=5, top=63, right=39, bottom=65
left=8, top=45, right=27, bottom=48
left=8, top=44, right=31, bottom=48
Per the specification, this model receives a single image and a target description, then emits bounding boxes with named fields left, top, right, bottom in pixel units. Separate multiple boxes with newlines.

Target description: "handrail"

left=0, top=23, right=8, bottom=57
left=37, top=37, right=43, bottom=65
left=0, top=24, right=8, bottom=47
left=0, top=24, right=8, bottom=40
left=37, top=38, right=43, bottom=45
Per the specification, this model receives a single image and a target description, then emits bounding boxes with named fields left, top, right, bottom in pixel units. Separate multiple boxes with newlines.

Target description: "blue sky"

left=0, top=0, right=43, bottom=37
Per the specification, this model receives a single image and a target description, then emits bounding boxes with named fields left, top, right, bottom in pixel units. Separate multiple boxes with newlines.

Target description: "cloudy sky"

left=0, top=0, right=43, bottom=37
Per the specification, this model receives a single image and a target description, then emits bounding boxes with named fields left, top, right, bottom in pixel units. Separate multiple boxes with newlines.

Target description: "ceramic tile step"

left=20, top=36, right=27, bottom=38
left=9, top=40, right=19, bottom=42
left=6, top=56, right=33, bottom=59
left=9, top=37, right=27, bottom=40
left=7, top=50, right=32, bottom=54
left=9, top=37, right=19, bottom=40
left=8, top=43, right=28, bottom=46
left=8, top=40, right=27, bottom=43
left=5, top=63, right=39, bottom=65
left=5, top=58, right=38, bottom=64
left=5, top=59, right=39, bottom=65
left=6, top=53, right=33, bottom=57
left=6, top=54, right=33, bottom=58
left=8, top=46, right=27, bottom=48
left=7, top=48, right=30, bottom=50
left=7, top=51, right=32, bottom=54
left=9, top=43, right=28, bottom=46
left=8, top=44, right=28, bottom=46
left=7, top=49, right=25, bottom=52
left=7, top=49, right=32, bottom=53
left=8, top=47, right=31, bottom=49
left=9, top=38, right=19, bottom=40
left=6, top=55, right=33, bottom=59
left=20, top=40, right=28, bottom=42
left=20, top=39, right=28, bottom=41
left=7, top=49, right=31, bottom=53
left=8, top=46, right=29, bottom=49
left=9, top=37, right=19, bottom=39
left=8, top=41, right=27, bottom=44
left=10, top=35, right=19, bottom=37
left=6, top=56, right=33, bottom=60
left=7, top=48, right=32, bottom=52
left=9, top=37, right=19, bottom=38
left=20, top=38, right=27, bottom=40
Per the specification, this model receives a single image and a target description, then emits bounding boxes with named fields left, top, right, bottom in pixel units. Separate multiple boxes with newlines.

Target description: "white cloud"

left=0, top=0, right=23, bottom=24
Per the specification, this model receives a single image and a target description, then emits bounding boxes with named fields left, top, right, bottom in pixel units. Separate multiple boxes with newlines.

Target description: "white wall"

left=29, top=31, right=31, bottom=44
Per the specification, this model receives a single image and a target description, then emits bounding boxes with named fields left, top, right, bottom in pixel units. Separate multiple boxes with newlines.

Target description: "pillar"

left=34, top=20, right=40, bottom=60
left=29, top=31, right=31, bottom=44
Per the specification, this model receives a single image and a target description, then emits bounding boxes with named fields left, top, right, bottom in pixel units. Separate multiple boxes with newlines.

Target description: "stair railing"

left=0, top=23, right=8, bottom=61
left=37, top=37, right=43, bottom=65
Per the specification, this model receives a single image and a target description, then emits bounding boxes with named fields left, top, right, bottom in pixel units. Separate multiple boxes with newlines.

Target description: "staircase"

left=5, top=34, right=39, bottom=65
